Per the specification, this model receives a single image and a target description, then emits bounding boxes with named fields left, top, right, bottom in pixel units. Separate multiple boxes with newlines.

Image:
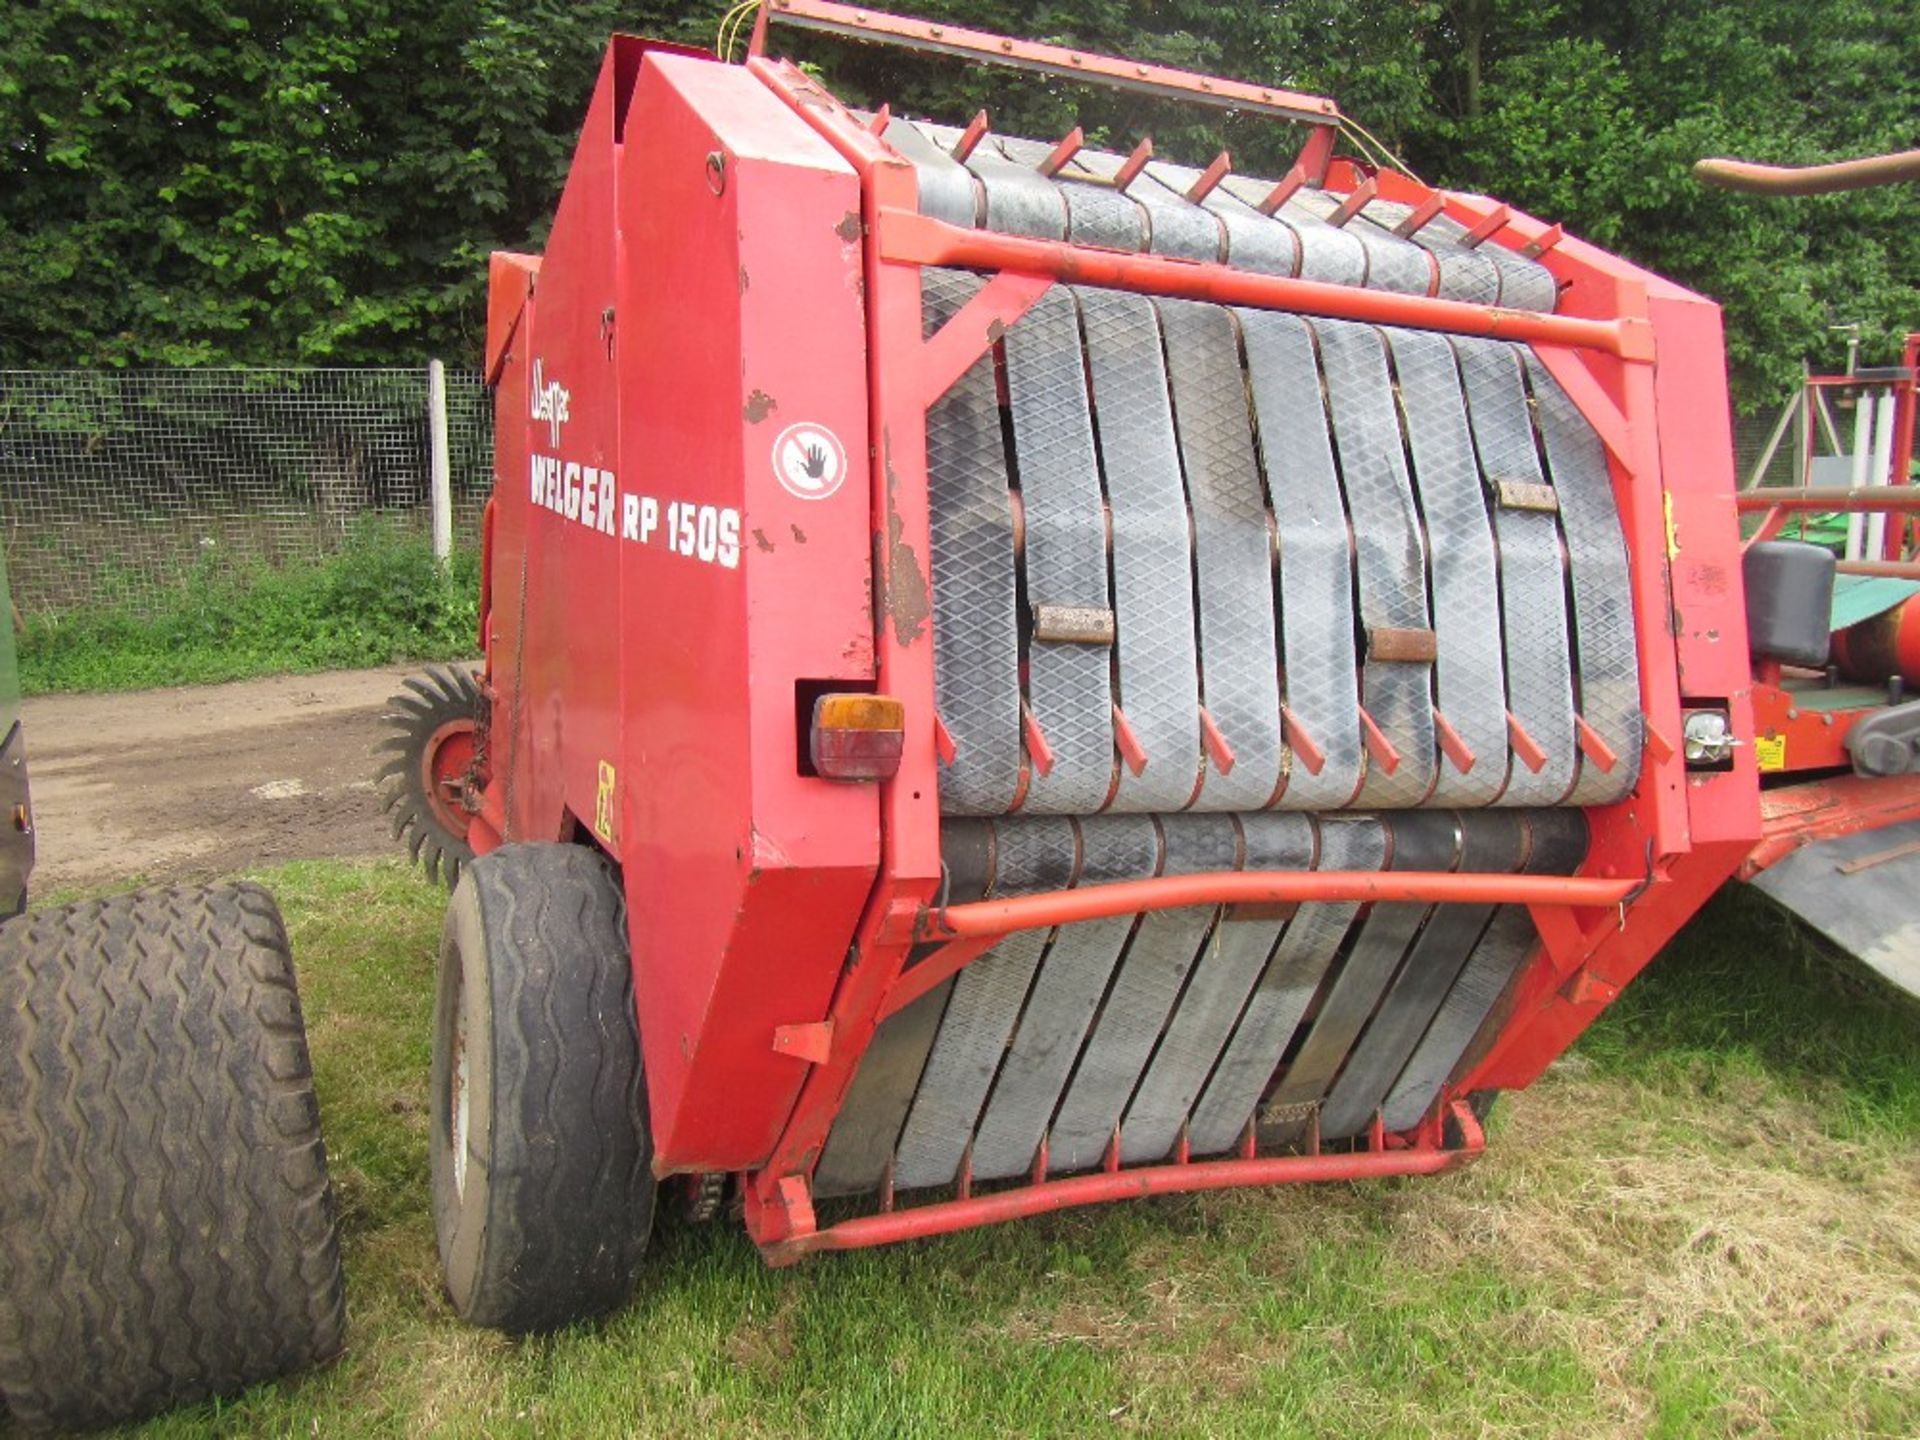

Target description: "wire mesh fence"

left=0, top=368, right=494, bottom=618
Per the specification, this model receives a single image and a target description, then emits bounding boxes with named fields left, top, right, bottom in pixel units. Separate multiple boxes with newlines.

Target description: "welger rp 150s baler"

left=374, top=1, right=1909, bottom=1334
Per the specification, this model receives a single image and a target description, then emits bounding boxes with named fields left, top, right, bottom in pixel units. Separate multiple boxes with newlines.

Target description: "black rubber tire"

left=0, top=883, right=345, bottom=1432
left=376, top=664, right=482, bottom=889
left=430, top=842, right=655, bottom=1333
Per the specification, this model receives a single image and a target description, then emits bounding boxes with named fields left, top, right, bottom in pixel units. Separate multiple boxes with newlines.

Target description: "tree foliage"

left=3, top=0, right=1914, bottom=404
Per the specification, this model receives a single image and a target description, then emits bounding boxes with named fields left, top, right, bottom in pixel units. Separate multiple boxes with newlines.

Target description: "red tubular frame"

left=765, top=1103, right=1485, bottom=1262
left=724, top=11, right=1758, bottom=1259
left=918, top=872, right=1634, bottom=939
left=880, top=212, right=1653, bottom=360
left=751, top=0, right=1341, bottom=126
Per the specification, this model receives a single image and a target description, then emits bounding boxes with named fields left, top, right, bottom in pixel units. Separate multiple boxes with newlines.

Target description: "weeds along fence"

left=0, top=367, right=495, bottom=619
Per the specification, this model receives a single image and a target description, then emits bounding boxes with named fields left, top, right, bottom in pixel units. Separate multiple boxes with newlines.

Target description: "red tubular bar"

left=910, top=870, right=1637, bottom=941
left=1733, top=486, right=1920, bottom=512
left=754, top=0, right=1341, bottom=126
left=764, top=1127, right=1484, bottom=1261
left=878, top=209, right=1654, bottom=362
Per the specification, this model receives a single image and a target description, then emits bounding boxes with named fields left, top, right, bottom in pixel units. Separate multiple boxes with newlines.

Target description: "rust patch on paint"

left=882, top=428, right=931, bottom=646
left=790, top=523, right=807, bottom=545
left=739, top=265, right=750, bottom=294
left=752, top=527, right=775, bottom=554
left=835, top=210, right=863, bottom=243
left=743, top=389, right=777, bottom=424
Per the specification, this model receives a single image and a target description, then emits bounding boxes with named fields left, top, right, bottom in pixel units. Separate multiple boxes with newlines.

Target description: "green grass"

left=83, top=865, right=1920, bottom=1438
left=18, top=521, right=481, bottom=694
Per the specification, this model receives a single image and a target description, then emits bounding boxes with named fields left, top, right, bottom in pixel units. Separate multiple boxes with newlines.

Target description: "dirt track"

left=22, top=665, right=436, bottom=894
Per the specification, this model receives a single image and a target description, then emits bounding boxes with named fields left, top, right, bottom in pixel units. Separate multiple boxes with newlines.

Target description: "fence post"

left=428, top=359, right=453, bottom=566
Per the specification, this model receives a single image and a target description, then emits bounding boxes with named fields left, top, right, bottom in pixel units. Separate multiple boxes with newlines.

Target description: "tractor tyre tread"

left=432, top=843, right=653, bottom=1334
left=0, top=883, right=345, bottom=1432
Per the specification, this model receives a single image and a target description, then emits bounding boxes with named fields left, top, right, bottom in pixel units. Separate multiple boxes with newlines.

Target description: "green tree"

left=3, top=0, right=1915, bottom=406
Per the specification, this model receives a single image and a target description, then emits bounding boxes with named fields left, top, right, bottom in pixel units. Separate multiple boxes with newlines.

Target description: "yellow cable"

left=716, top=1, right=757, bottom=61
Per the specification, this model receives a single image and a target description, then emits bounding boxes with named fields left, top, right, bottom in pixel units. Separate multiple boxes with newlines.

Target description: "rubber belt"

left=1312, top=319, right=1438, bottom=807
left=1316, top=810, right=1527, bottom=1140
left=1453, top=336, right=1579, bottom=805
left=960, top=133, right=1065, bottom=239
left=1378, top=809, right=1590, bottom=1131
left=1523, top=352, right=1644, bottom=804
left=989, top=136, right=1148, bottom=252
left=1080, top=288, right=1204, bottom=811
left=1046, top=814, right=1239, bottom=1174
left=1066, top=149, right=1222, bottom=261
left=1186, top=816, right=1387, bottom=1155
left=1360, top=198, right=1494, bottom=305
left=1159, top=299, right=1285, bottom=809
left=1237, top=309, right=1365, bottom=809
left=1002, top=286, right=1116, bottom=812
left=1385, top=327, right=1511, bottom=806
left=1219, top=176, right=1364, bottom=286
left=1285, top=186, right=1431, bottom=296
left=1258, top=811, right=1462, bottom=1147
left=922, top=269, right=1024, bottom=814
left=1144, top=159, right=1300, bottom=277
left=882, top=117, right=979, bottom=228
left=966, top=815, right=1161, bottom=1181
left=891, top=816, right=1082, bottom=1190
left=1119, top=812, right=1318, bottom=1164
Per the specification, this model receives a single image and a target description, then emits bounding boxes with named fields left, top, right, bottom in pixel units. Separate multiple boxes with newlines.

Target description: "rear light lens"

left=810, top=694, right=906, bottom=781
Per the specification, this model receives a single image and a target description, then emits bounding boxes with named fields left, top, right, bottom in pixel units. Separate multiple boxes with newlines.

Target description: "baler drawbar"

left=393, top=0, right=1765, bottom=1326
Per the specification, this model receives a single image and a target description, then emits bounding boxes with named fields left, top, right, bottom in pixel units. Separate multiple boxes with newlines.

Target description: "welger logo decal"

left=530, top=359, right=570, bottom=447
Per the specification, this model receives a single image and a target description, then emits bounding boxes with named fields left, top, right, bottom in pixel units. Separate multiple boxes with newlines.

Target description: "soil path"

left=22, top=665, right=440, bottom=893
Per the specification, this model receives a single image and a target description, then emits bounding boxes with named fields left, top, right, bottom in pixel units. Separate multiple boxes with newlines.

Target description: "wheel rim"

left=449, top=964, right=470, bottom=1200
left=419, top=720, right=478, bottom=842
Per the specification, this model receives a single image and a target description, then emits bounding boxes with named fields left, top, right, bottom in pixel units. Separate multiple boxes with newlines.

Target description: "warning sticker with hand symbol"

left=772, top=422, right=849, bottom=501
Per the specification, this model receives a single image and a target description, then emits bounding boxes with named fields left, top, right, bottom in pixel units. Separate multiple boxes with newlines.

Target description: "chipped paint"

left=743, top=389, right=778, bottom=424
left=882, top=428, right=931, bottom=646
left=834, top=210, right=862, bottom=244
left=752, top=526, right=775, bottom=554
left=790, top=523, right=807, bottom=545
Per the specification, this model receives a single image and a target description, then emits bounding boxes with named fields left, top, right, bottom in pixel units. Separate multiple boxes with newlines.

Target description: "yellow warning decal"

left=594, top=760, right=618, bottom=842
left=1755, top=734, right=1787, bottom=773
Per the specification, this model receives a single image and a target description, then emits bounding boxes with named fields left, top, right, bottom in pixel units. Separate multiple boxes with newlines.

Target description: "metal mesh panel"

left=0, top=368, right=494, bottom=616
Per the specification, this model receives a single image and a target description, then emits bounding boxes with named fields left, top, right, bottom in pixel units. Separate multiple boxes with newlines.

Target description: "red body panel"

left=479, top=45, right=880, bottom=1170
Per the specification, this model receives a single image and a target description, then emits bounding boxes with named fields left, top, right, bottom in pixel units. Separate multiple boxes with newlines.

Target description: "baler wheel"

left=377, top=665, right=484, bottom=889
left=0, top=884, right=345, bottom=1431
left=431, top=842, right=656, bottom=1333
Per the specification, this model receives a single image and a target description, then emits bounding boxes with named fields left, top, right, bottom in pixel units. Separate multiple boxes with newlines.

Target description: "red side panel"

left=615, top=54, right=876, bottom=1170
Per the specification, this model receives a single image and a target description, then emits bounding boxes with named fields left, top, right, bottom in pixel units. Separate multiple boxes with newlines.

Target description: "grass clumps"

left=18, top=520, right=480, bottom=694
